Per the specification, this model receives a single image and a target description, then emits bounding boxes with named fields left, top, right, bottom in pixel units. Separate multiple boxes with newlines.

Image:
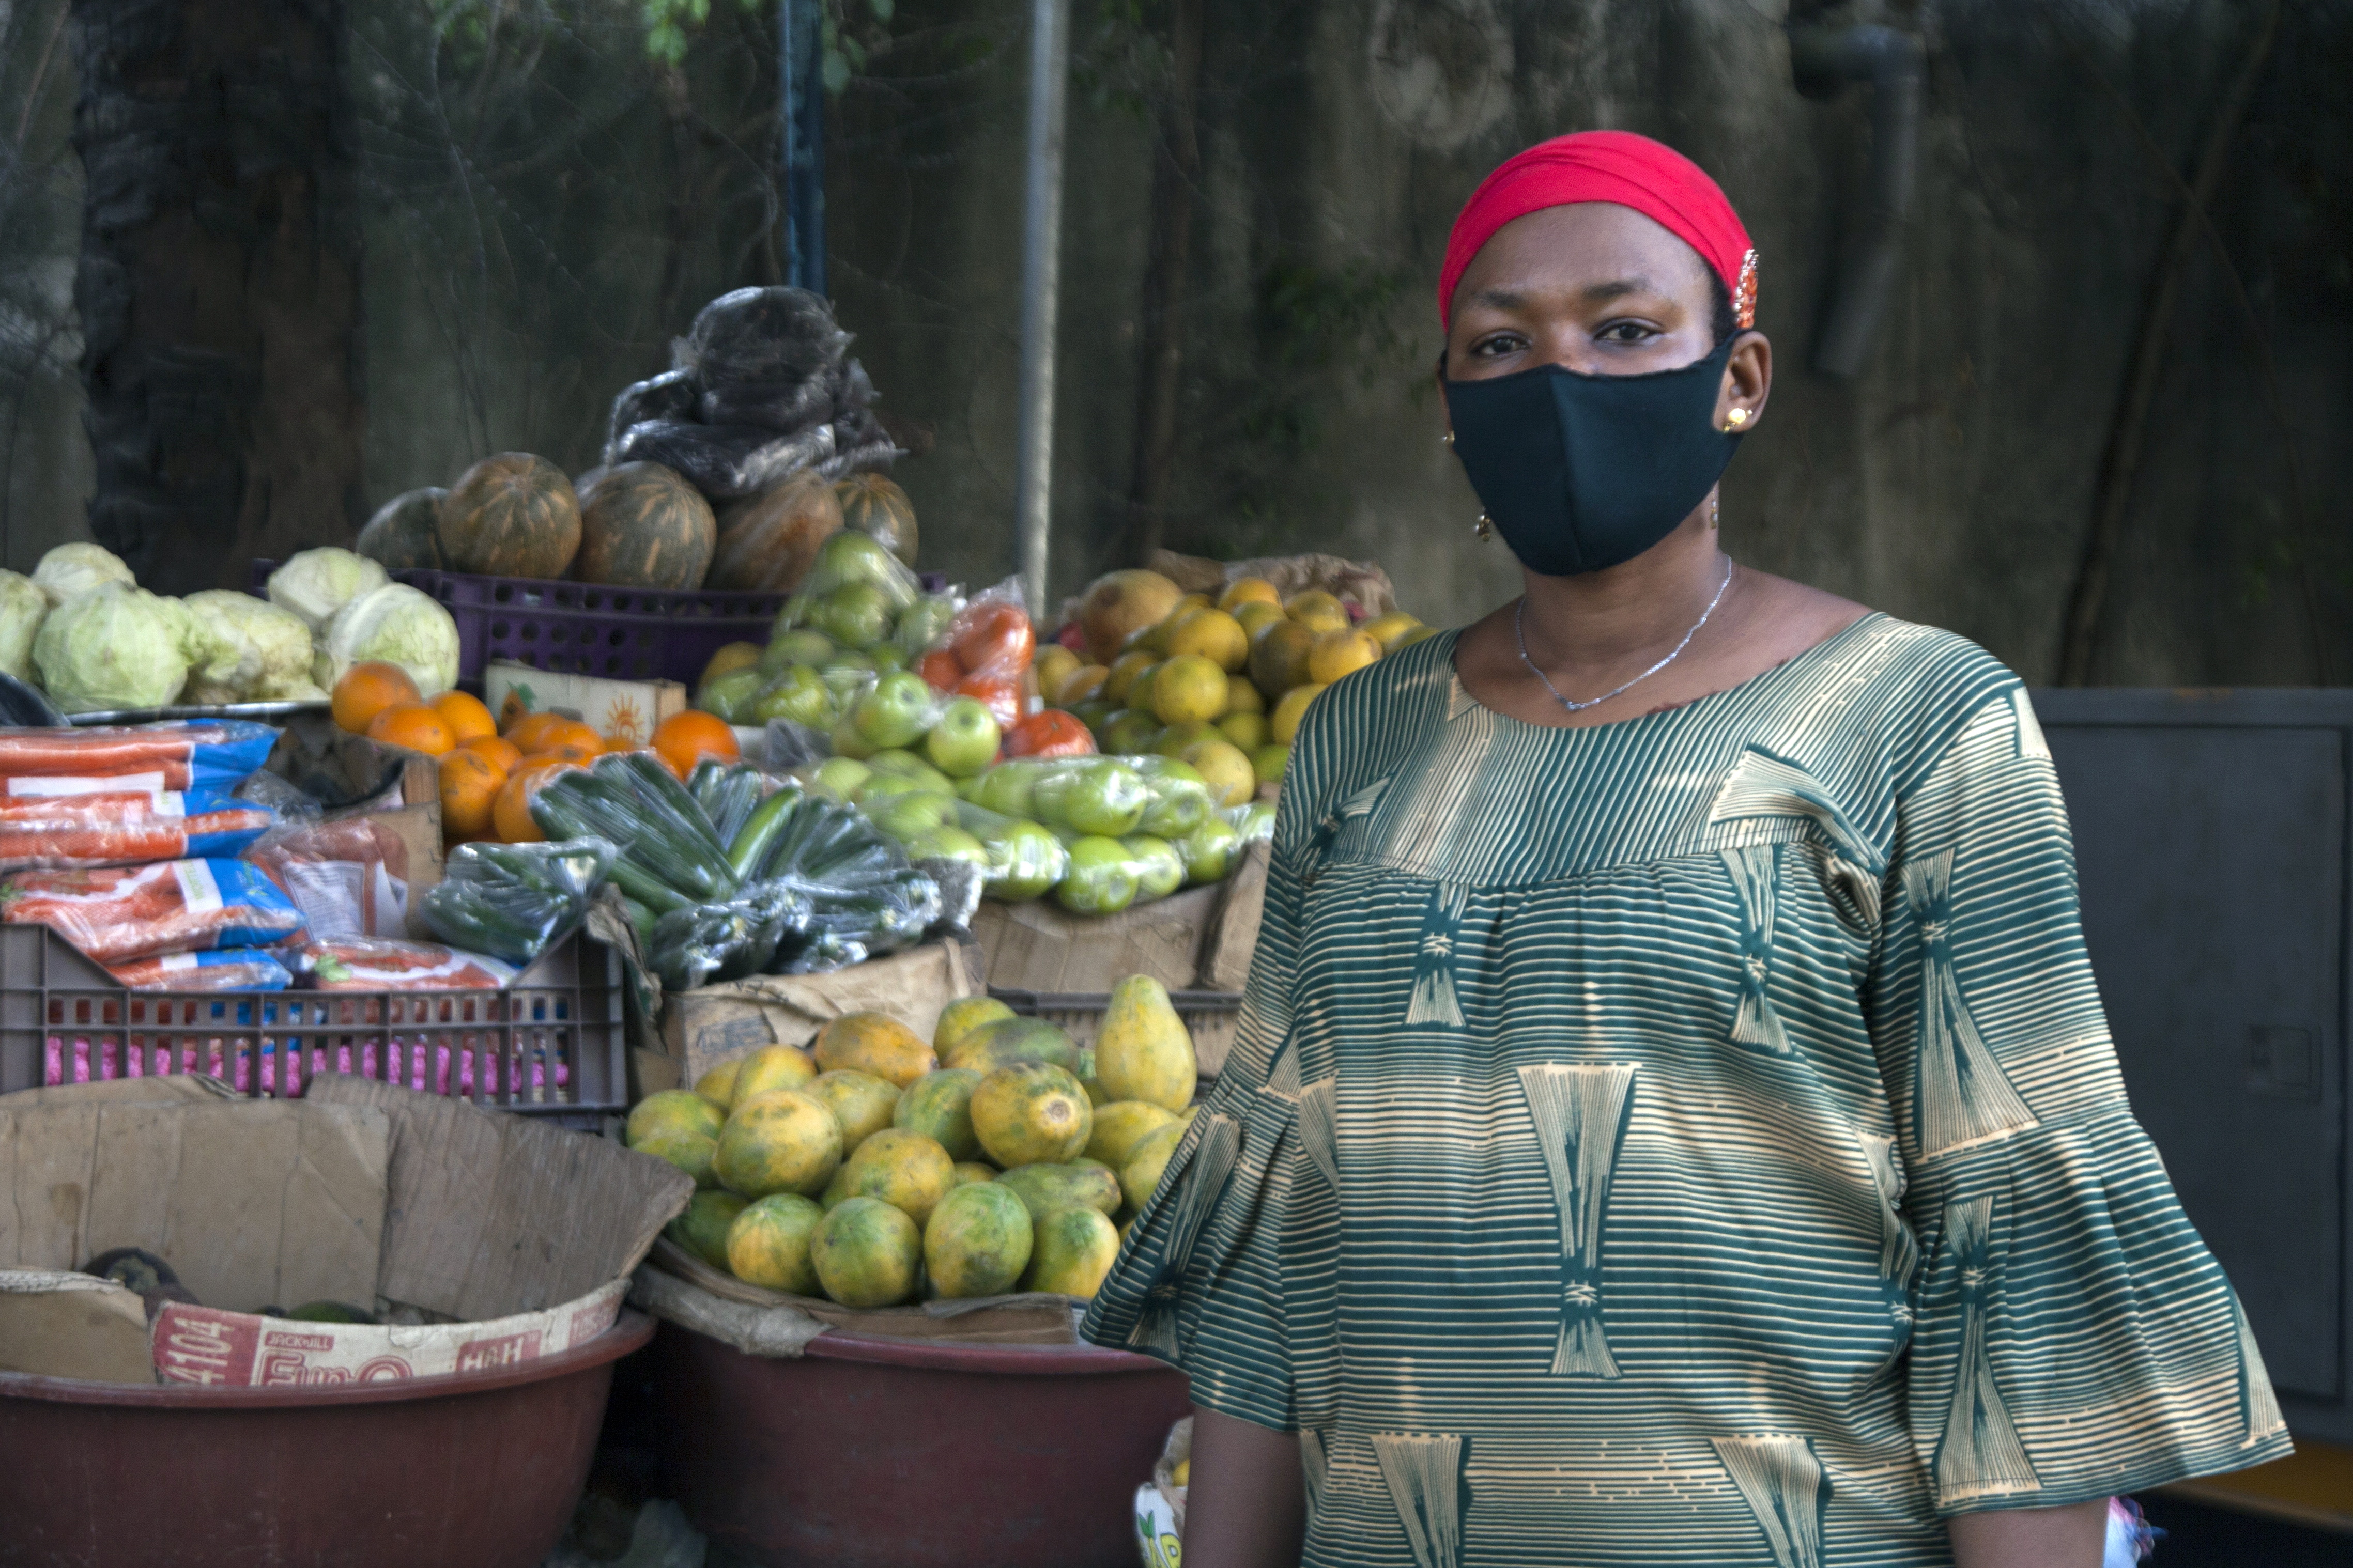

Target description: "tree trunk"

left=1123, top=0, right=1204, bottom=564
left=70, top=0, right=364, bottom=594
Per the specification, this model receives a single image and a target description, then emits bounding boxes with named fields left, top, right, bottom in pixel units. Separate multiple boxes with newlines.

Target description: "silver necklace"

left=1514, top=561, right=1736, bottom=714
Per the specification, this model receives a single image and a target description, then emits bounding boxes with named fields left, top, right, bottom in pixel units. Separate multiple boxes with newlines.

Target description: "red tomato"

left=1004, top=709, right=1096, bottom=758
left=916, top=648, right=963, bottom=691
left=952, top=673, right=1022, bottom=729
left=1055, top=621, right=1087, bottom=653
left=950, top=602, right=1036, bottom=678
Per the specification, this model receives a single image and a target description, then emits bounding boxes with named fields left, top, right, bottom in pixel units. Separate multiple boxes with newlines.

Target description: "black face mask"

left=1443, top=336, right=1743, bottom=577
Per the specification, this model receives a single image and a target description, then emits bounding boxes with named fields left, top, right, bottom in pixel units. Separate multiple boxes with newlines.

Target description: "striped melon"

left=438, top=454, right=580, bottom=580
left=574, top=462, right=716, bottom=589
left=355, top=488, right=447, bottom=570
left=709, top=473, right=842, bottom=593
left=834, top=473, right=917, bottom=566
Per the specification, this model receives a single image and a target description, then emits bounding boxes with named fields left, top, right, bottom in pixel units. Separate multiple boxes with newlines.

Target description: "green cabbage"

left=181, top=589, right=317, bottom=703
left=32, top=542, right=135, bottom=607
left=33, top=582, right=190, bottom=713
left=267, top=547, right=388, bottom=633
left=0, top=570, right=48, bottom=680
left=316, top=583, right=459, bottom=696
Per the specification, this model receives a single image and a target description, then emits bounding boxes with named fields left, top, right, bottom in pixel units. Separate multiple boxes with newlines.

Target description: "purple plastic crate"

left=253, top=561, right=783, bottom=686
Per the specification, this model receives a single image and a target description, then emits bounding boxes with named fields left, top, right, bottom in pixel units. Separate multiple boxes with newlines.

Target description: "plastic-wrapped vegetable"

left=1225, top=799, right=1276, bottom=844
left=0, top=719, right=276, bottom=793
left=604, top=369, right=701, bottom=463
left=646, top=881, right=811, bottom=992
left=779, top=531, right=920, bottom=650
left=698, top=377, right=837, bottom=435
left=298, top=938, right=517, bottom=991
left=0, top=788, right=274, bottom=872
left=687, top=759, right=770, bottom=848
left=1029, top=756, right=1150, bottom=838
left=0, top=859, right=306, bottom=962
left=1047, top=828, right=1152, bottom=917
left=529, top=752, right=737, bottom=912
left=422, top=837, right=617, bottom=967
left=793, top=863, right=940, bottom=958
left=950, top=799, right=1067, bottom=903
left=107, top=950, right=294, bottom=992
left=670, top=287, right=851, bottom=391
left=1131, top=757, right=1213, bottom=840
left=611, top=420, right=836, bottom=501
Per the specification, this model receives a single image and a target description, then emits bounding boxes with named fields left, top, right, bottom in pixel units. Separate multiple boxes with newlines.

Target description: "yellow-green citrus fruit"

left=1270, top=682, right=1326, bottom=745
left=893, top=1067, right=985, bottom=1161
left=805, top=1069, right=902, bottom=1152
left=1165, top=608, right=1250, bottom=673
left=634, top=1127, right=720, bottom=1189
left=733, top=1044, right=818, bottom=1101
left=1360, top=611, right=1423, bottom=653
left=933, top=995, right=1018, bottom=1060
left=922, top=1181, right=1034, bottom=1299
left=1253, top=743, right=1290, bottom=785
left=666, top=1190, right=749, bottom=1268
left=1308, top=627, right=1381, bottom=685
left=1104, top=649, right=1157, bottom=705
left=1021, top=1206, right=1121, bottom=1299
left=1400, top=623, right=1443, bottom=648
left=1247, top=618, right=1315, bottom=697
left=811, top=1197, right=924, bottom=1308
left=1033, top=646, right=1081, bottom=704
left=1232, top=600, right=1284, bottom=642
left=1217, top=711, right=1268, bottom=752
left=838, top=1128, right=957, bottom=1226
left=1120, top=1120, right=1187, bottom=1210
left=725, top=1192, right=824, bottom=1293
left=812, top=1011, right=936, bottom=1089
left=1284, top=590, right=1350, bottom=635
left=693, top=1060, right=742, bottom=1110
left=715, top=1090, right=844, bottom=1199
left=1085, top=1100, right=1179, bottom=1168
left=627, top=1089, right=723, bottom=1149
left=1181, top=737, right=1255, bottom=809
left=970, top=1062, right=1095, bottom=1168
left=1218, top=577, right=1281, bottom=612
left=1056, top=664, right=1110, bottom=707
left=1222, top=676, right=1265, bottom=716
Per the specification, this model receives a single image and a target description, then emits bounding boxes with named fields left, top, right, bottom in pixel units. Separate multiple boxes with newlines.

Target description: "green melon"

left=833, top=473, right=918, bottom=567
left=574, top=461, right=717, bottom=589
left=709, top=473, right=841, bottom=593
left=439, top=453, right=581, bottom=580
left=355, top=488, right=447, bottom=570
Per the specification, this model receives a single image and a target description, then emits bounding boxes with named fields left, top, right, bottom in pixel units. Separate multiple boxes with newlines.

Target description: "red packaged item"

left=1004, top=709, right=1097, bottom=758
left=949, top=600, right=1036, bottom=677
left=0, top=789, right=273, bottom=872
left=246, top=815, right=413, bottom=939
left=298, top=938, right=516, bottom=991
left=105, top=950, right=295, bottom=991
left=0, top=859, right=306, bottom=962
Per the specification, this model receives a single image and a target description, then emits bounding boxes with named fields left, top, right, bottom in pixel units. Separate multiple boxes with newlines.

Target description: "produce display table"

left=654, top=1321, right=1191, bottom=1568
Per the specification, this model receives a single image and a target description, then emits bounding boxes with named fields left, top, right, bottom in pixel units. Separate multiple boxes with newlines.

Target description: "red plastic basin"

left=655, top=1323, right=1192, bottom=1568
left=0, top=1310, right=653, bottom=1568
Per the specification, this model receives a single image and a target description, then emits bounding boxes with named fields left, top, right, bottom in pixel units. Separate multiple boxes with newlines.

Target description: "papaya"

left=667, top=1190, right=749, bottom=1269
left=1021, top=1206, right=1120, bottom=1298
left=1120, top=1120, right=1186, bottom=1211
left=1093, top=975, right=1197, bottom=1112
left=951, top=1161, right=999, bottom=1186
left=813, top=1011, right=936, bottom=1089
left=439, top=453, right=580, bottom=580
left=1085, top=1100, right=1178, bottom=1169
left=714, top=1089, right=843, bottom=1199
left=838, top=1128, right=957, bottom=1226
left=970, top=1062, right=1093, bottom=1169
left=893, top=1068, right=983, bottom=1161
left=733, top=1044, right=817, bottom=1102
left=811, top=1197, right=922, bottom=1308
left=725, top=1193, right=824, bottom=1293
left=994, top=1160, right=1121, bottom=1220
left=932, top=995, right=1017, bottom=1061
left=633, top=1127, right=719, bottom=1189
left=693, top=1059, right=743, bottom=1111
left=574, top=461, right=717, bottom=590
left=942, top=1016, right=1080, bottom=1077
left=923, top=1181, right=1034, bottom=1298
left=627, top=1089, right=723, bottom=1148
left=820, top=1163, right=856, bottom=1210
left=805, top=1069, right=902, bottom=1151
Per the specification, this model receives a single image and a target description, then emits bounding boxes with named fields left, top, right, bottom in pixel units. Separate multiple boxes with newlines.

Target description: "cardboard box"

left=653, top=939, right=982, bottom=1093
left=970, top=840, right=1269, bottom=993
left=0, top=1074, right=690, bottom=1385
left=486, top=661, right=687, bottom=749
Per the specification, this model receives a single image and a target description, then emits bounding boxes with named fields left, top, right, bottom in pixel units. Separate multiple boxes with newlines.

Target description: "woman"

left=1084, top=132, right=2286, bottom=1568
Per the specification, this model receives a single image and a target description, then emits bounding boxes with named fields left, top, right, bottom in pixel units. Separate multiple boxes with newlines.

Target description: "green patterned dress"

left=1083, top=613, right=2290, bottom=1566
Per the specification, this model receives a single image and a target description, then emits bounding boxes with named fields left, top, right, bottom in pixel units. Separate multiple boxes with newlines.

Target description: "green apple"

left=812, top=581, right=898, bottom=650
left=1229, top=801, right=1276, bottom=842
left=865, top=789, right=959, bottom=841
left=747, top=665, right=837, bottom=728
left=870, top=644, right=910, bottom=673
left=1055, top=835, right=1140, bottom=915
left=925, top=696, right=1002, bottom=779
left=972, top=759, right=1049, bottom=820
left=829, top=715, right=876, bottom=760
left=1070, top=697, right=1118, bottom=736
left=907, top=824, right=989, bottom=870
left=1132, top=757, right=1211, bottom=839
left=1122, top=835, right=1186, bottom=902
left=867, top=750, right=955, bottom=791
left=976, top=816, right=1067, bottom=901
left=853, top=671, right=937, bottom=750
left=1039, top=758, right=1147, bottom=837
left=1252, top=742, right=1289, bottom=784
left=1099, top=709, right=1163, bottom=757
left=810, top=756, right=872, bottom=802
left=768, top=628, right=838, bottom=668
left=856, top=772, right=945, bottom=808
left=1180, top=814, right=1238, bottom=884
left=695, top=667, right=765, bottom=722
left=892, top=593, right=959, bottom=654
left=817, top=652, right=879, bottom=707
left=810, top=530, right=916, bottom=607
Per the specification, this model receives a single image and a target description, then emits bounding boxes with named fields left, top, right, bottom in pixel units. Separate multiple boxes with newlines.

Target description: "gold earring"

left=1473, top=513, right=1493, bottom=541
left=1441, top=431, right=1455, bottom=448
left=1710, top=495, right=1720, bottom=530
left=1725, top=408, right=1749, bottom=429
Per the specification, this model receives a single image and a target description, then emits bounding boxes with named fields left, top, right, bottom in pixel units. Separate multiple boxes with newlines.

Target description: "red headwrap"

left=1439, top=130, right=1758, bottom=332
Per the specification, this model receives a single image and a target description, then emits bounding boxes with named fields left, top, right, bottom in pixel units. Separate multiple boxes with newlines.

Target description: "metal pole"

left=1014, top=0, right=1071, bottom=619
left=778, top=0, right=826, bottom=293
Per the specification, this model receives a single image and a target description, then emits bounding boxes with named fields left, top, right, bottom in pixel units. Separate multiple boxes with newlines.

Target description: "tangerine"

left=365, top=702, right=455, bottom=756
left=503, top=711, right=573, bottom=751
left=331, top=661, right=422, bottom=736
left=458, top=735, right=524, bottom=773
left=521, top=717, right=601, bottom=756
left=491, top=759, right=579, bottom=842
left=438, top=747, right=507, bottom=841
left=652, top=710, right=740, bottom=778
left=429, top=689, right=498, bottom=744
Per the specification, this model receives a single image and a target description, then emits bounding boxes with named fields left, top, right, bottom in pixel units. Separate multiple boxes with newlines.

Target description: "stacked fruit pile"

left=630, top=979, right=1202, bottom=1307
left=1044, top=568, right=1433, bottom=789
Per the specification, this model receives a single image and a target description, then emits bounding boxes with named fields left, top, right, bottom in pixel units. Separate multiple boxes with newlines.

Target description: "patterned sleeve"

left=1868, top=686, right=2293, bottom=1515
left=1079, top=745, right=1341, bottom=1434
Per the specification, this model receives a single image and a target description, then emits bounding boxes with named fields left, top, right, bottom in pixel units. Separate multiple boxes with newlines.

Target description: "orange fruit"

left=503, top=710, right=572, bottom=751
left=438, top=748, right=507, bottom=841
left=491, top=760, right=580, bottom=843
left=519, top=717, right=601, bottom=756
left=365, top=702, right=455, bottom=756
left=458, top=735, right=524, bottom=773
left=332, top=661, right=421, bottom=736
left=652, top=710, right=740, bottom=778
left=536, top=742, right=602, bottom=769
left=429, top=689, right=498, bottom=744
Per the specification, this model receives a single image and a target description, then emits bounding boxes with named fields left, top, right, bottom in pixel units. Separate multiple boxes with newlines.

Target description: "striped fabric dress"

left=1083, top=613, right=2289, bottom=1566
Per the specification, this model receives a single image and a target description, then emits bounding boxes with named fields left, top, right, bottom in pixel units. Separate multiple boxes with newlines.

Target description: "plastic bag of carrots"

left=0, top=858, right=306, bottom=962
left=0, top=788, right=274, bottom=872
left=0, top=721, right=276, bottom=794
